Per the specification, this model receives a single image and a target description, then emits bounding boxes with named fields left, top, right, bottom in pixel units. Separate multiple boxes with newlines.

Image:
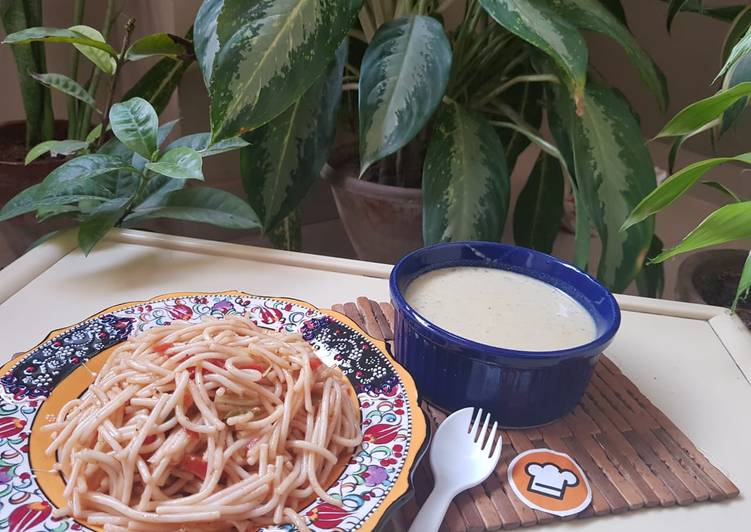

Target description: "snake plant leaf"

left=242, top=42, right=345, bottom=231
left=77, top=197, right=129, bottom=255
left=109, top=97, right=159, bottom=159
left=423, top=102, right=509, bottom=244
left=30, top=72, right=97, bottom=109
left=1, top=26, right=117, bottom=55
left=623, top=153, right=751, bottom=230
left=733, top=250, right=751, bottom=311
left=193, top=0, right=223, bottom=85
left=68, top=25, right=117, bottom=75
left=126, top=33, right=187, bottom=61
left=551, top=80, right=656, bottom=292
left=479, top=0, right=587, bottom=111
left=513, top=152, right=564, bottom=254
left=126, top=187, right=261, bottom=230
left=722, top=5, right=751, bottom=63
left=358, top=15, right=451, bottom=175
left=718, top=24, right=751, bottom=80
left=550, top=0, right=668, bottom=110
left=145, top=147, right=204, bottom=181
left=204, top=0, right=361, bottom=141
left=721, top=52, right=751, bottom=134
left=24, top=139, right=89, bottom=165
left=635, top=235, right=665, bottom=298
left=657, top=82, right=751, bottom=137
left=652, top=202, right=751, bottom=263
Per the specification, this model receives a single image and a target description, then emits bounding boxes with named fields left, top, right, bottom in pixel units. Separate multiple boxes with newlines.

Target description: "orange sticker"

left=507, top=448, right=591, bottom=516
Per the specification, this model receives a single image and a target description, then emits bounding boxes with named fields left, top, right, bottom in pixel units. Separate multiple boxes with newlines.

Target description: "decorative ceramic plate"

left=0, top=291, right=428, bottom=532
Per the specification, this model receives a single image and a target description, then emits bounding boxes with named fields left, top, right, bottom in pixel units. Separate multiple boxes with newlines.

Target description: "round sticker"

left=507, top=448, right=592, bottom=517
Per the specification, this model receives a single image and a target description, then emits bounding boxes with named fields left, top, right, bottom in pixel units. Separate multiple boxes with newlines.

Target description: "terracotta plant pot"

left=324, top=146, right=423, bottom=264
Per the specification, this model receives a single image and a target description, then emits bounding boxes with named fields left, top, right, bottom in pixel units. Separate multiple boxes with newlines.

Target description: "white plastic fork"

left=408, top=408, right=502, bottom=532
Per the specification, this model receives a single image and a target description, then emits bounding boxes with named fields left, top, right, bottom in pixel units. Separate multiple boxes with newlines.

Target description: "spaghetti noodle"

left=44, top=315, right=362, bottom=531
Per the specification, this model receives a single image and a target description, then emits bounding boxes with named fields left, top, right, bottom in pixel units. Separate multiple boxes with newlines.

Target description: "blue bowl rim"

left=389, top=241, right=622, bottom=360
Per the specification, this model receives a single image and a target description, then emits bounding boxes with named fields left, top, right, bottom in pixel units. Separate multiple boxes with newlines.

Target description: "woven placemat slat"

left=336, top=299, right=739, bottom=530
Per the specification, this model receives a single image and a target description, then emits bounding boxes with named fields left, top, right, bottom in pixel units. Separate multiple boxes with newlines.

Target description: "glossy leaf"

left=623, top=153, right=751, bottom=230
left=77, top=197, right=129, bottom=255
left=193, top=0, right=223, bottom=85
left=205, top=0, right=362, bottom=141
left=109, top=97, right=159, bottom=159
left=30, top=72, right=97, bottom=109
left=68, top=25, right=117, bottom=75
left=242, top=42, right=345, bottom=231
left=721, top=52, right=751, bottom=134
left=126, top=187, right=261, bottom=229
left=657, top=82, right=751, bottom=137
left=551, top=80, right=655, bottom=292
left=652, top=202, right=751, bottom=262
left=1, top=26, right=117, bottom=55
left=25, top=139, right=89, bottom=164
left=422, top=102, right=509, bottom=244
left=732, top=250, right=751, bottom=311
left=513, top=152, right=564, bottom=254
left=126, top=33, right=186, bottom=61
left=718, top=24, right=751, bottom=80
left=145, top=147, right=204, bottom=180
left=165, top=133, right=249, bottom=157
left=636, top=235, right=664, bottom=298
left=358, top=15, right=451, bottom=174
left=479, top=0, right=587, bottom=110
left=123, top=56, right=193, bottom=116
left=667, top=0, right=690, bottom=32
left=550, top=0, right=668, bottom=110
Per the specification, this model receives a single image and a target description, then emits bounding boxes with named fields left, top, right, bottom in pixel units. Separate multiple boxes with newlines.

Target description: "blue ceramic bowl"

left=389, top=241, right=621, bottom=427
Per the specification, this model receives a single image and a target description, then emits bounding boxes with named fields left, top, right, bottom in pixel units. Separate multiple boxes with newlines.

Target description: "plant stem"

left=95, top=17, right=135, bottom=150
left=417, top=0, right=429, bottom=15
left=68, top=0, right=86, bottom=139
left=475, top=74, right=558, bottom=108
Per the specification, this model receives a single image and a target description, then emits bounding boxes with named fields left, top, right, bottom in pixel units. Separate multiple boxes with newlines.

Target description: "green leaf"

left=358, top=15, right=451, bottom=174
left=68, top=25, right=117, bottom=75
left=718, top=24, right=751, bottom=80
left=145, top=147, right=204, bottom=180
left=204, top=0, right=362, bottom=141
left=623, top=153, right=751, bottom=230
left=657, top=82, right=751, bottom=137
left=551, top=80, right=655, bottom=292
left=721, top=52, right=751, bottom=134
left=572, top=183, right=592, bottom=271
left=513, top=152, right=564, bottom=254
left=267, top=209, right=301, bottom=251
left=652, top=202, right=751, bottom=262
left=636, top=235, right=665, bottom=298
left=77, top=197, right=129, bottom=255
left=123, top=56, right=193, bottom=116
left=126, top=187, right=261, bottom=229
left=422, top=102, right=510, bottom=244
left=86, top=124, right=103, bottom=144
left=42, top=154, right=135, bottom=194
left=194, top=0, right=223, bottom=85
left=601, top=0, right=628, bottom=26
left=702, top=180, right=743, bottom=202
left=732, top=250, right=751, bottom=311
left=165, top=133, right=249, bottom=157
left=479, top=0, right=587, bottom=111
left=721, top=5, right=751, bottom=63
left=2, top=26, right=118, bottom=55
left=25, top=139, right=89, bottom=164
left=667, top=0, right=690, bottom=32
left=242, top=41, right=345, bottom=231
left=550, top=0, right=668, bottom=110
left=109, top=97, right=159, bottom=159
left=29, top=72, right=98, bottom=110
left=126, top=33, right=186, bottom=61
left=134, top=175, right=187, bottom=209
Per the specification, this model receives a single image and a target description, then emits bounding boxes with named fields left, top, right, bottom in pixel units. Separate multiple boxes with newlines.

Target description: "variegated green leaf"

left=551, top=80, right=655, bottom=292
left=550, top=0, right=668, bottom=110
left=30, top=72, right=98, bottom=109
left=513, top=152, right=564, bottom=254
left=241, top=43, right=345, bottom=231
left=423, top=102, right=509, bottom=244
left=69, top=25, right=117, bottom=75
left=194, top=0, right=223, bottom=85
left=479, top=0, right=587, bottom=110
left=652, top=202, right=751, bottom=262
left=358, top=15, right=451, bottom=174
left=204, top=0, right=361, bottom=141
left=636, top=235, right=664, bottom=298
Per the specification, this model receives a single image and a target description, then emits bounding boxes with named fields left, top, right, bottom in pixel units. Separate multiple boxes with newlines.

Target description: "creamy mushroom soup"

left=404, top=267, right=597, bottom=351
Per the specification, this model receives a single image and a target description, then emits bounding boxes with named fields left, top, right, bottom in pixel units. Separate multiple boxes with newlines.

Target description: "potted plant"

left=624, top=8, right=751, bottom=319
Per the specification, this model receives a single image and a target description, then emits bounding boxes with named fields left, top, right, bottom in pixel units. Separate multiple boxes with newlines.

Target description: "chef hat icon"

left=525, top=462, right=579, bottom=500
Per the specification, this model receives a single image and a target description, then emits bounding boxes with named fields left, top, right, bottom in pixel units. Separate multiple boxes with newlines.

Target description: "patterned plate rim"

left=0, top=290, right=430, bottom=532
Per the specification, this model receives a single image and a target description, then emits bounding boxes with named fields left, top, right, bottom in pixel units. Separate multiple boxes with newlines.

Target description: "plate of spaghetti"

left=0, top=291, right=427, bottom=532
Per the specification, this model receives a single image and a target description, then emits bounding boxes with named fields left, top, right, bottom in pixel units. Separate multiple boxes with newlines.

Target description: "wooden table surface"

left=1, top=229, right=749, bottom=531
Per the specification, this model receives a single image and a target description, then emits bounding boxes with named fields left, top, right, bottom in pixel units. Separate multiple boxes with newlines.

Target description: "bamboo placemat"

left=333, top=298, right=739, bottom=531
